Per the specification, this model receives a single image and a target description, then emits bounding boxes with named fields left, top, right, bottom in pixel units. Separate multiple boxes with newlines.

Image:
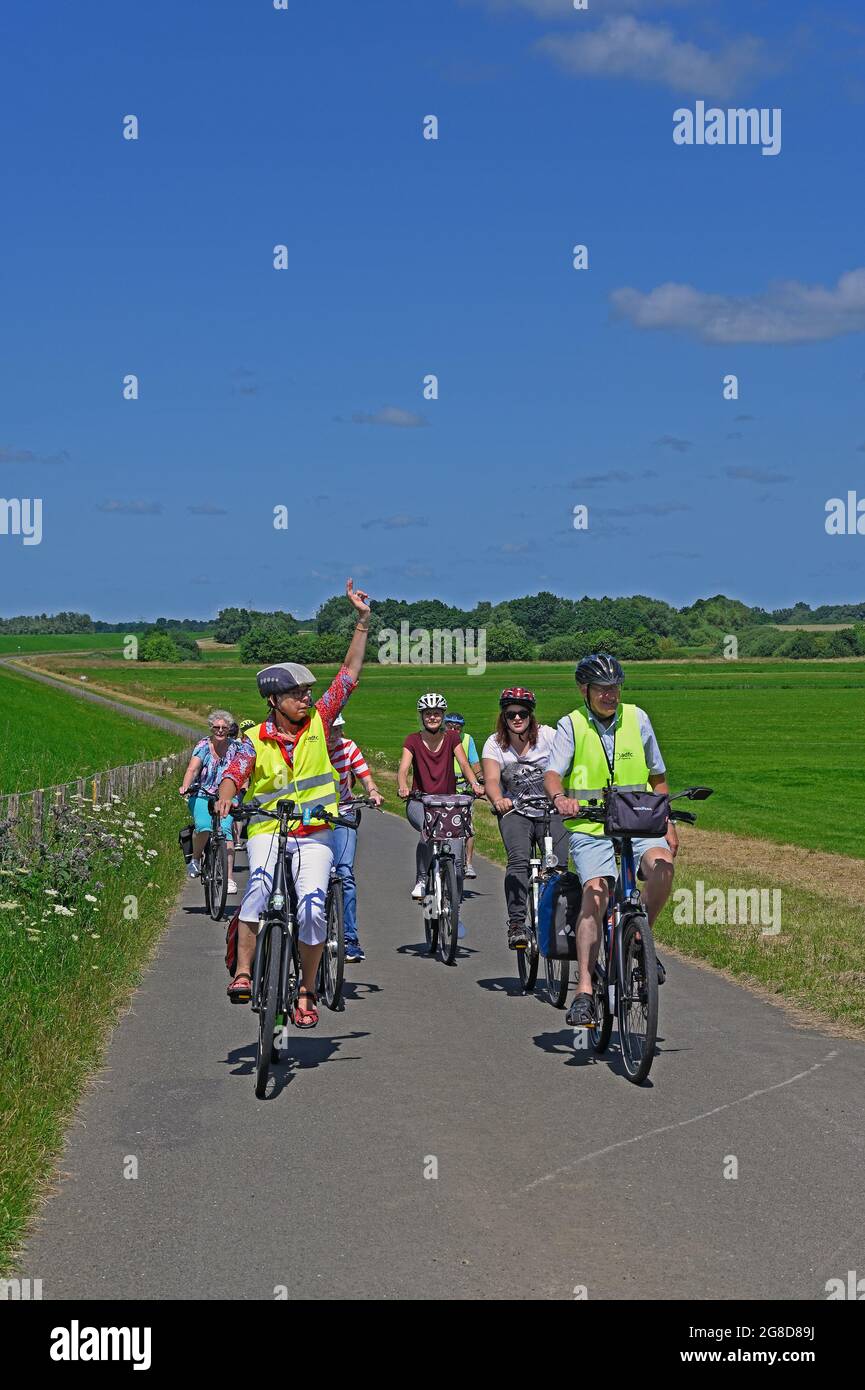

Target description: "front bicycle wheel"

left=617, top=911, right=658, bottom=1084
left=319, top=877, right=345, bottom=1010
left=255, top=923, right=282, bottom=1098
left=590, top=920, right=614, bottom=1054
left=517, top=878, right=540, bottom=992
left=208, top=837, right=228, bottom=921
left=438, top=857, right=460, bottom=966
left=545, top=953, right=569, bottom=1008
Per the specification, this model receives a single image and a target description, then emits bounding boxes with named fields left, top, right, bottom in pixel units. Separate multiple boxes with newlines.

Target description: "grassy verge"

left=0, top=664, right=188, bottom=794
left=371, top=766, right=865, bottom=1039
left=0, top=777, right=188, bottom=1272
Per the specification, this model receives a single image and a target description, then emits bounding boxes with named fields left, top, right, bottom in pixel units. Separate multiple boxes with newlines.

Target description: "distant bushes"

left=137, top=629, right=201, bottom=663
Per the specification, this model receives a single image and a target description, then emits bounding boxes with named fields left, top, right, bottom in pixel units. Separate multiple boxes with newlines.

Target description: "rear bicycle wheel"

left=545, top=953, right=569, bottom=1008
left=255, top=924, right=282, bottom=1098
left=517, top=876, right=540, bottom=992
left=590, top=920, right=614, bottom=1054
left=437, top=857, right=460, bottom=966
left=208, top=837, right=228, bottom=921
left=617, top=911, right=658, bottom=1084
left=319, top=877, right=345, bottom=1009
left=423, top=865, right=438, bottom=953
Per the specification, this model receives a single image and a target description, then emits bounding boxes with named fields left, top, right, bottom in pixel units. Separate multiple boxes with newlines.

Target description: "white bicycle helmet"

left=417, top=692, right=448, bottom=712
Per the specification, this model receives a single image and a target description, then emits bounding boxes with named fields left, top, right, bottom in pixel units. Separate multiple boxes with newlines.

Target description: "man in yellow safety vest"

left=544, top=652, right=677, bottom=1029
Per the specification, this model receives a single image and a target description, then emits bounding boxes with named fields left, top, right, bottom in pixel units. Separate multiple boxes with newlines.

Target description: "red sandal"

left=292, top=987, right=319, bottom=1029
left=227, top=972, right=252, bottom=1004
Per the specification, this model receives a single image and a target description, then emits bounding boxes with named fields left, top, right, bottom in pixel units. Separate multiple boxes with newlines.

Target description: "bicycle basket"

left=420, top=794, right=474, bottom=842
left=604, top=788, right=669, bottom=838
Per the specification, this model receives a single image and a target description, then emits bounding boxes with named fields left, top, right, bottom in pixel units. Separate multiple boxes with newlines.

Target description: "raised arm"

left=343, top=578, right=372, bottom=682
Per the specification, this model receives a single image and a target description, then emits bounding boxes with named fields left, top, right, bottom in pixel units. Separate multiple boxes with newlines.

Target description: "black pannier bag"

left=604, top=788, right=669, bottom=839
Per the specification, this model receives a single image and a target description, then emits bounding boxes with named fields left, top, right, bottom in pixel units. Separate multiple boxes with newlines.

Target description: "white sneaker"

left=227, top=879, right=238, bottom=894
left=187, top=859, right=200, bottom=879
left=411, top=879, right=425, bottom=901
left=464, top=864, right=477, bottom=879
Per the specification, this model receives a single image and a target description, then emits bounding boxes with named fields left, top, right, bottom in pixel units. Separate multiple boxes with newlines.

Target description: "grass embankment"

left=0, top=664, right=188, bottom=795
left=0, top=634, right=126, bottom=655
left=0, top=776, right=189, bottom=1272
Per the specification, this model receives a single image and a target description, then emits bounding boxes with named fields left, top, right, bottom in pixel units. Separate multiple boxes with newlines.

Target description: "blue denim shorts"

left=567, top=831, right=670, bottom=885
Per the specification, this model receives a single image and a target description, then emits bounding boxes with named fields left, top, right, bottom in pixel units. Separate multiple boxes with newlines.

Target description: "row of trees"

left=0, top=611, right=94, bottom=633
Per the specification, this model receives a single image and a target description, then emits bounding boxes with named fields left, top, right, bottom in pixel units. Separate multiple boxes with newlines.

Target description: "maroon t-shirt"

left=403, top=729, right=462, bottom=795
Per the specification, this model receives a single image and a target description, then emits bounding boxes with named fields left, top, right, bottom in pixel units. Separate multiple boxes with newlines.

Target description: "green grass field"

left=0, top=634, right=128, bottom=654
left=32, top=656, right=865, bottom=858
left=0, top=666, right=189, bottom=795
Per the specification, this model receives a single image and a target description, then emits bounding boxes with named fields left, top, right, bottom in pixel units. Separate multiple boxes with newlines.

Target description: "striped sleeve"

left=345, top=739, right=369, bottom=780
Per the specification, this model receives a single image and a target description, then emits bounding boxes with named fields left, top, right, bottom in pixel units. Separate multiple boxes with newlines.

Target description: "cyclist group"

left=205, top=579, right=678, bottom=1033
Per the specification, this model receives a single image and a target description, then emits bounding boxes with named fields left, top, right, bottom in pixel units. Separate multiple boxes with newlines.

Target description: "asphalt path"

left=18, top=807, right=865, bottom=1300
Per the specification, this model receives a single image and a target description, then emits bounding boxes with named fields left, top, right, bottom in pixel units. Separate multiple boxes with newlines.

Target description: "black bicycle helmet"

left=574, top=653, right=625, bottom=687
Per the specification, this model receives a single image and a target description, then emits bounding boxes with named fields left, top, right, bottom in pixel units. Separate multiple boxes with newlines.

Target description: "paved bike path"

left=19, top=809, right=865, bottom=1300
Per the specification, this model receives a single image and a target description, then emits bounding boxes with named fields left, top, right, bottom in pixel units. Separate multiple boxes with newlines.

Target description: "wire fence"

left=0, top=751, right=188, bottom=847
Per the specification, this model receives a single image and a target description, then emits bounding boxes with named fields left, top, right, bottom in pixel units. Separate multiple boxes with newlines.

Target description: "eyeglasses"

left=505, top=709, right=530, bottom=722
left=283, top=687, right=312, bottom=701
left=210, top=726, right=231, bottom=734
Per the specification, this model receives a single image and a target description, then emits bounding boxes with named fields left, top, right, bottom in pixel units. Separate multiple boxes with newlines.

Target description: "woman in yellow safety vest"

left=216, top=579, right=371, bottom=1028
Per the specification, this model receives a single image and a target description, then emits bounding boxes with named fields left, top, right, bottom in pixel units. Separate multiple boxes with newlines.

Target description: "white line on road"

left=523, top=1049, right=840, bottom=1191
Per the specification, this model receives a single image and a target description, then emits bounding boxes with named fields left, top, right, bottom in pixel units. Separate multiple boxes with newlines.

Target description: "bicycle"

left=498, top=795, right=565, bottom=999
left=232, top=796, right=360, bottom=1098
left=409, top=792, right=475, bottom=966
left=582, top=785, right=713, bottom=1084
left=201, top=795, right=242, bottom=922
left=317, top=795, right=381, bottom=1011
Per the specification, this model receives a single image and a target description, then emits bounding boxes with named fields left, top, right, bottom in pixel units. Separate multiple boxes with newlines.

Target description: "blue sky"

left=2, top=0, right=864, bottom=621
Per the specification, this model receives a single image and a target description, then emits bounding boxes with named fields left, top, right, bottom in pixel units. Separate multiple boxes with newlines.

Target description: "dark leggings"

left=497, top=809, right=569, bottom=926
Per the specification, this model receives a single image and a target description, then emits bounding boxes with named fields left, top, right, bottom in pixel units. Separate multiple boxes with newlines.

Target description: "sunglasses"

left=505, top=709, right=530, bottom=722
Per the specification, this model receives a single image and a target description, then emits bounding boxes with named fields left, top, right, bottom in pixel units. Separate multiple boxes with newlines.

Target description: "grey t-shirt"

left=482, top=725, right=557, bottom=803
left=546, top=706, right=665, bottom=781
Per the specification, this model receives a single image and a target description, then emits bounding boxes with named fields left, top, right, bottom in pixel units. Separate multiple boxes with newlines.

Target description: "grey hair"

left=208, top=708, right=234, bottom=729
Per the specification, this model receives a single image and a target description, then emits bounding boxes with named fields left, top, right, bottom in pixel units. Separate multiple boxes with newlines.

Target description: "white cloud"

left=350, top=406, right=428, bottom=428
left=535, top=16, right=763, bottom=97
left=465, top=0, right=688, bottom=14
left=611, top=270, right=865, bottom=344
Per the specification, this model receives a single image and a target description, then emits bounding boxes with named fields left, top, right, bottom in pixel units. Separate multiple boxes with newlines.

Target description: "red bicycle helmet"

left=499, top=686, right=536, bottom=710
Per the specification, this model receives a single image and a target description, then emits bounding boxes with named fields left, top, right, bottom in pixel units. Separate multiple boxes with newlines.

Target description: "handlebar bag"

left=538, top=871, right=582, bottom=960
left=420, top=794, right=474, bottom=842
left=604, top=788, right=669, bottom=838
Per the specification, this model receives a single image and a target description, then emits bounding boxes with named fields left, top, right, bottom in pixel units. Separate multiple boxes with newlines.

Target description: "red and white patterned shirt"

left=330, top=736, right=370, bottom=806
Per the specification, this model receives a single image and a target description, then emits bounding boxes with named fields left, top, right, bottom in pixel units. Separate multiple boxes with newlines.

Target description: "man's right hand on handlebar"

left=398, top=784, right=410, bottom=800
left=493, top=796, right=513, bottom=814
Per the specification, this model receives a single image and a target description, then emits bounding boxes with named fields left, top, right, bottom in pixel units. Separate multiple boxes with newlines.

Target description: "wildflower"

left=90, top=933, right=100, bottom=939
left=0, top=901, right=20, bottom=910
left=44, top=888, right=59, bottom=897
left=71, top=934, right=78, bottom=940
left=54, top=905, right=76, bottom=916
left=84, top=894, right=98, bottom=903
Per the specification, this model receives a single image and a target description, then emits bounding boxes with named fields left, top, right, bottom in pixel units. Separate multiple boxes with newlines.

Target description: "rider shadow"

left=223, top=1030, right=370, bottom=1098
left=395, top=942, right=479, bottom=959
left=476, top=976, right=546, bottom=999
left=531, top=1028, right=658, bottom=1085
left=332, top=980, right=383, bottom=1008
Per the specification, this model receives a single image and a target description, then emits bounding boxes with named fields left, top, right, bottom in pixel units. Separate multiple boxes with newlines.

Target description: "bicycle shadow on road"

left=476, top=975, right=553, bottom=999
left=532, top=1028, right=660, bottom=1086
left=222, top=1030, right=370, bottom=1098
left=339, top=980, right=383, bottom=1005
left=395, top=942, right=479, bottom=960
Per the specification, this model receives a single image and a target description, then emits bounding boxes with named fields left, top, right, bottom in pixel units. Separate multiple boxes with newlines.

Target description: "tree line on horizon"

left=3, top=595, right=865, bottom=663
